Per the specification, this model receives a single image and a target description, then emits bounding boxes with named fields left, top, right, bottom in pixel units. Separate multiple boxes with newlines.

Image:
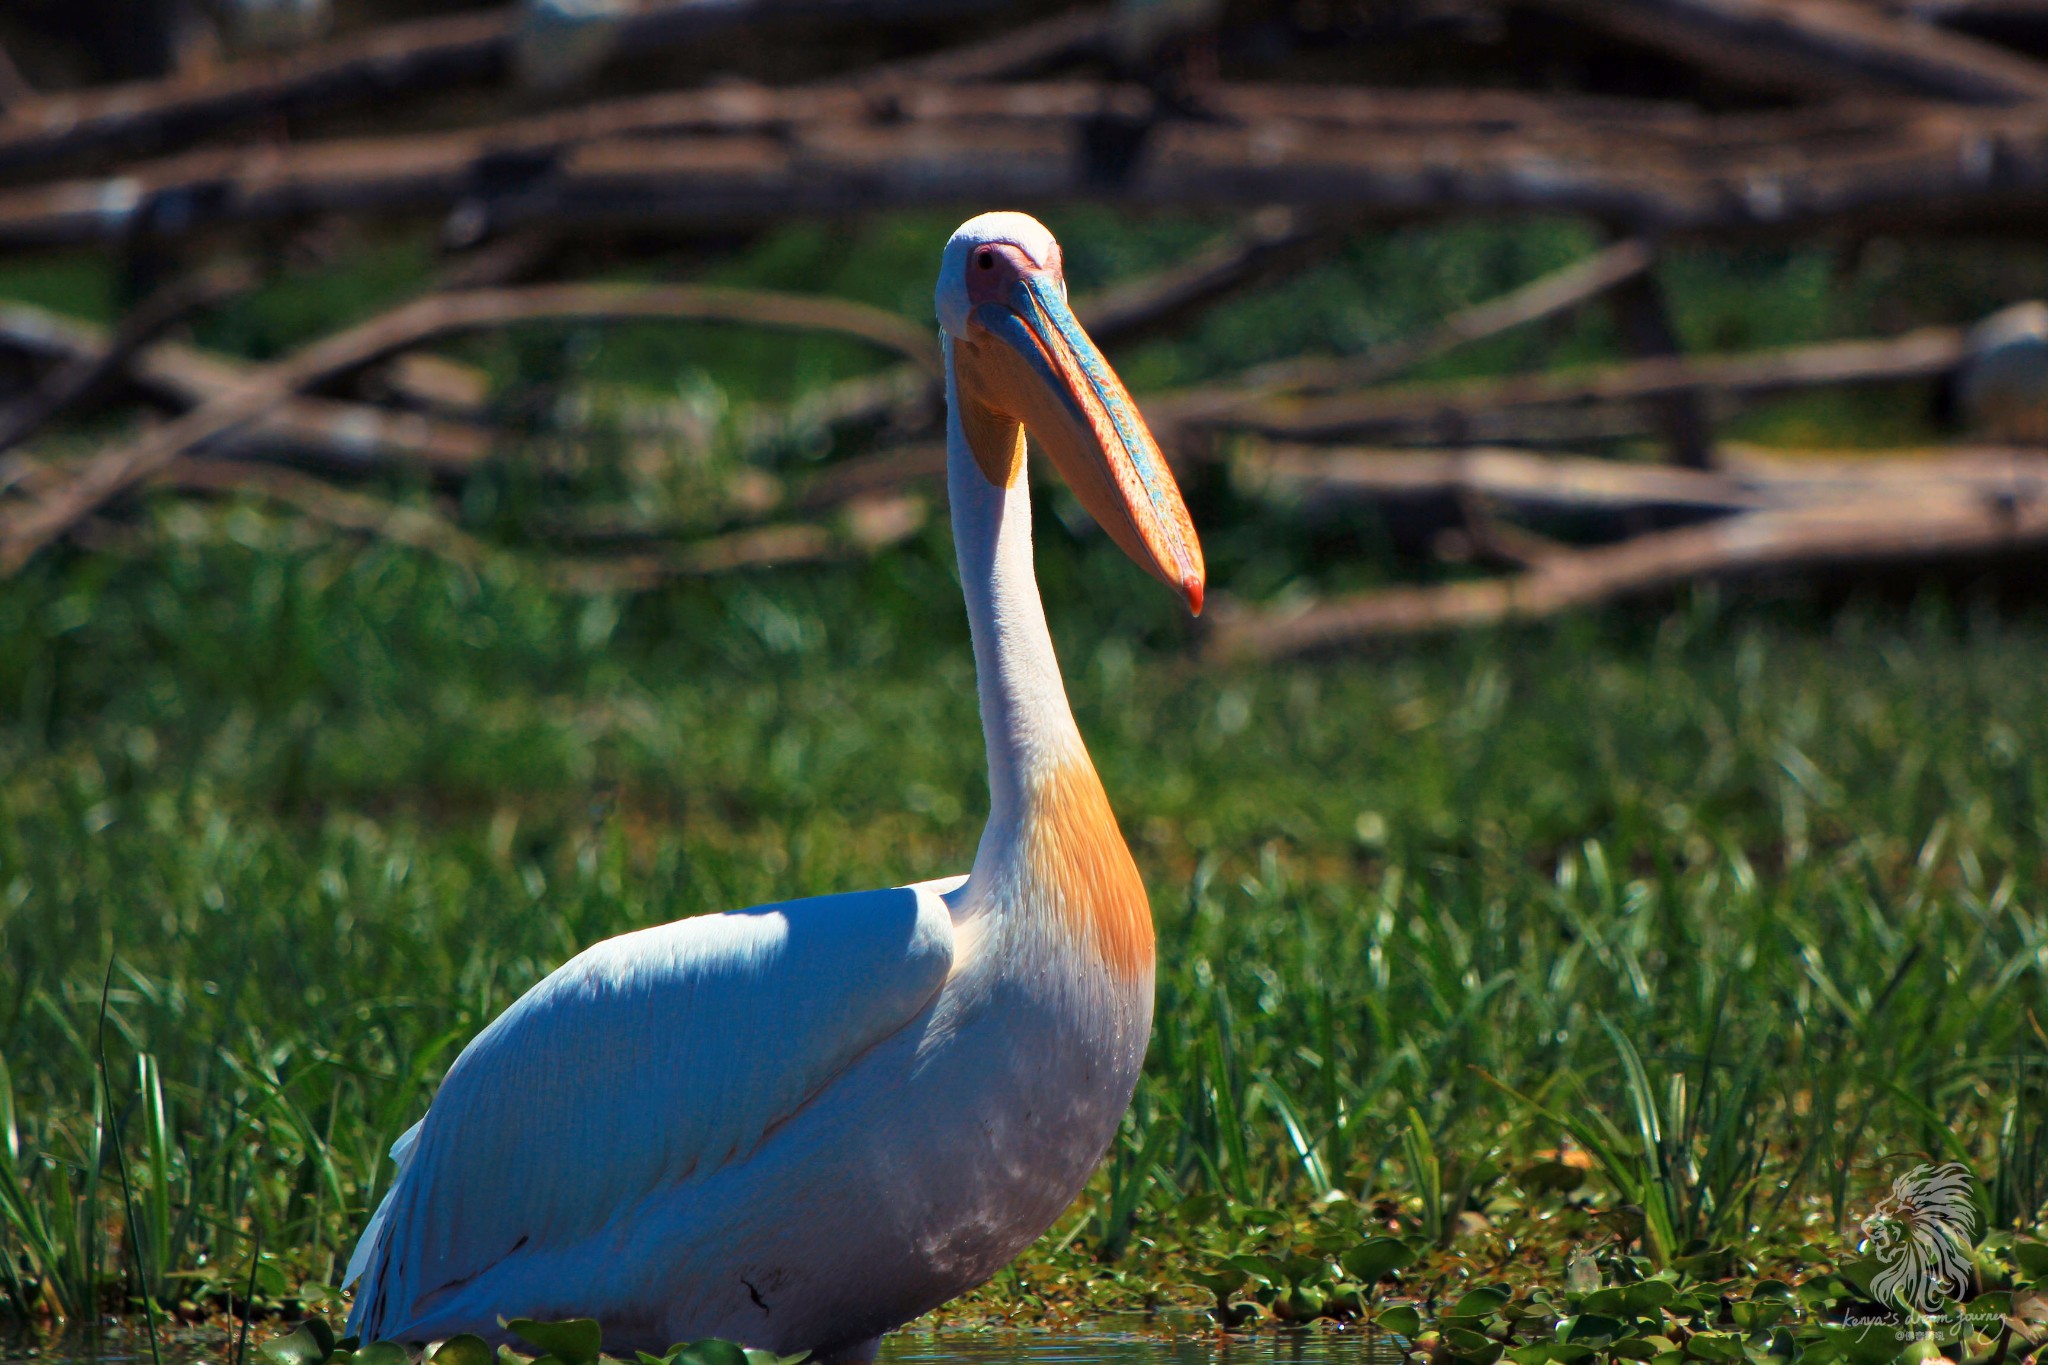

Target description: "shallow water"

left=2, top=1322, right=1406, bottom=1365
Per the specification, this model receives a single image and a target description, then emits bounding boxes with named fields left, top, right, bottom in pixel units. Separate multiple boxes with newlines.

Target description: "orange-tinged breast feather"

left=1026, top=758, right=1154, bottom=980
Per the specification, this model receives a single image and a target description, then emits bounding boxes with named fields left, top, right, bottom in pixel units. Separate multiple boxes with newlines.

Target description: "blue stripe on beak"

left=1013, top=275, right=1183, bottom=522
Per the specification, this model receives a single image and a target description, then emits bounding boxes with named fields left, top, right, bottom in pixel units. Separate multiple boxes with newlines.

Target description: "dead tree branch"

left=0, top=282, right=937, bottom=574
left=1208, top=447, right=2048, bottom=658
left=0, top=264, right=253, bottom=456
left=0, top=301, right=492, bottom=475
left=1072, top=205, right=1346, bottom=348
left=1232, top=443, right=1768, bottom=519
left=1527, top=0, right=2048, bottom=102
left=1235, top=238, right=1657, bottom=396
left=18, top=87, right=2048, bottom=249
left=158, top=457, right=929, bottom=591
left=0, top=43, right=33, bottom=111
left=0, top=0, right=1025, bottom=178
left=1152, top=325, right=1968, bottom=446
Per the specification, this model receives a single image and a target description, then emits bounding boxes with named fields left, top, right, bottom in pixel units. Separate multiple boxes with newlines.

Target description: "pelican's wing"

left=345, top=876, right=961, bottom=1336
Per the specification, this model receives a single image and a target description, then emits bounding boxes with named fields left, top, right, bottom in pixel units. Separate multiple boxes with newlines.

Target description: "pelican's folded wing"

left=345, top=877, right=959, bottom=1336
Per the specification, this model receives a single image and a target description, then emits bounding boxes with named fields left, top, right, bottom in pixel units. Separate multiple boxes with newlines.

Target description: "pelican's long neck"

left=944, top=337, right=1086, bottom=831
left=943, top=337, right=1154, bottom=981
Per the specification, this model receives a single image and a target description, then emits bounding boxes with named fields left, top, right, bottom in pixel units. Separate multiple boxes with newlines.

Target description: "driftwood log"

left=1526, top=0, right=2048, bottom=102
left=154, top=457, right=930, bottom=592
left=1208, top=446, right=2048, bottom=658
left=1149, top=326, right=1970, bottom=448
left=0, top=281, right=940, bottom=574
left=12, top=84, right=2048, bottom=249
left=0, top=301, right=495, bottom=475
left=0, top=0, right=1028, bottom=178
left=0, top=264, right=252, bottom=455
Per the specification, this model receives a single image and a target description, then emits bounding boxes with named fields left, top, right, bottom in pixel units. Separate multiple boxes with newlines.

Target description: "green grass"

left=1, top=212, right=2047, bottom=1356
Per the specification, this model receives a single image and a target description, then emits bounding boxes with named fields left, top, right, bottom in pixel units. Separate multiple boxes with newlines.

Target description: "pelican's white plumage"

left=344, top=212, right=1203, bottom=1362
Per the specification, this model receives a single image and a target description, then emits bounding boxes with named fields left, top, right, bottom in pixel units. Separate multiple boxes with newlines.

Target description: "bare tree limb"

left=1606, top=258, right=1717, bottom=468
left=0, top=264, right=253, bottom=456
left=1232, top=443, right=1768, bottom=518
left=156, top=456, right=929, bottom=590
left=0, top=282, right=936, bottom=574
left=1070, top=205, right=1345, bottom=348
left=1527, top=0, right=2048, bottom=102
left=862, top=5, right=1112, bottom=85
left=0, top=0, right=1028, bottom=177
left=0, top=301, right=492, bottom=475
left=1234, top=238, right=1657, bottom=396
left=21, top=87, right=2048, bottom=249
left=793, top=441, right=947, bottom=512
left=0, top=42, right=34, bottom=111
left=1152, top=326, right=1969, bottom=446
left=1207, top=448, right=2048, bottom=658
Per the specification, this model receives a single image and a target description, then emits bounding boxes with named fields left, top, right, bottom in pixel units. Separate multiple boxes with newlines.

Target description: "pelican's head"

left=936, top=211, right=1205, bottom=615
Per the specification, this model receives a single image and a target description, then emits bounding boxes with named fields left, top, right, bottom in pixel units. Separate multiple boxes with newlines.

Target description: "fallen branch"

left=1233, top=443, right=1767, bottom=519
left=1207, top=447, right=2048, bottom=657
left=1073, top=205, right=1346, bottom=348
left=862, top=5, right=1112, bottom=85
left=156, top=457, right=928, bottom=591
left=1234, top=238, right=1657, bottom=396
left=0, top=42, right=33, bottom=111
left=1527, top=0, right=2048, bottom=102
left=1153, top=325, right=1969, bottom=446
left=20, top=85, right=2048, bottom=248
left=0, top=301, right=492, bottom=475
left=0, top=0, right=1021, bottom=177
left=793, top=442, right=947, bottom=512
left=0, top=265, right=253, bottom=456
left=0, top=281, right=937, bottom=574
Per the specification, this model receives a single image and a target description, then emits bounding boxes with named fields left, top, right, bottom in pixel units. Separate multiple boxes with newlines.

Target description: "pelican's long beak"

left=954, top=269, right=1205, bottom=615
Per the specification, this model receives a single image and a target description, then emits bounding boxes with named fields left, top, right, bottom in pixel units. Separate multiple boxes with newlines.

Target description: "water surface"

left=3, top=1323, right=1406, bottom=1365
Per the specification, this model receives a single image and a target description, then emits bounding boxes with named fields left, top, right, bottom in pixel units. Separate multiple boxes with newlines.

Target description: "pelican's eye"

left=976, top=249, right=995, bottom=270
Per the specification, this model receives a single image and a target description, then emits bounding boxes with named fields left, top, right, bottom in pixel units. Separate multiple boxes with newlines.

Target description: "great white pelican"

left=343, top=211, right=1204, bottom=1361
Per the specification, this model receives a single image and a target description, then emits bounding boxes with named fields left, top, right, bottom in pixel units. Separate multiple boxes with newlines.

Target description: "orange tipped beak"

left=952, top=271, right=1205, bottom=614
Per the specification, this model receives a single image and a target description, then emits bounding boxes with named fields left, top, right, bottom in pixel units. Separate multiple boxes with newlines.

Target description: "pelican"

left=343, top=212, right=1204, bottom=1361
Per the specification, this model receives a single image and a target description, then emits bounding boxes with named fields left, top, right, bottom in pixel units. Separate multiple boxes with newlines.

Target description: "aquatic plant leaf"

left=1562, top=1313, right=1624, bottom=1345
left=740, top=1350, right=807, bottom=1365
left=668, top=1339, right=748, bottom=1365
left=261, top=1318, right=337, bottom=1365
left=431, top=1335, right=497, bottom=1365
left=1509, top=1345, right=1596, bottom=1365
left=1448, top=1285, right=1512, bottom=1320
left=353, top=1343, right=411, bottom=1365
left=1377, top=1304, right=1422, bottom=1337
left=2014, top=1240, right=2048, bottom=1281
left=1836, top=1256, right=1887, bottom=1302
left=1226, top=1253, right=1285, bottom=1284
left=1341, top=1237, right=1414, bottom=1284
left=1817, top=1323, right=1909, bottom=1365
left=507, top=1319, right=602, bottom=1365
